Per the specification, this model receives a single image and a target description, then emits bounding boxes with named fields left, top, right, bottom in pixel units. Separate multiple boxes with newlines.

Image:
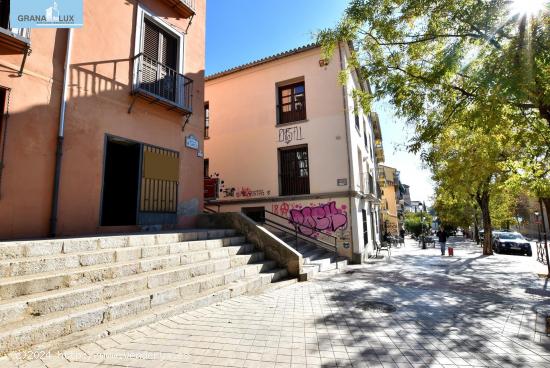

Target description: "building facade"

left=204, top=44, right=384, bottom=263
left=378, top=164, right=403, bottom=236
left=0, top=0, right=205, bottom=239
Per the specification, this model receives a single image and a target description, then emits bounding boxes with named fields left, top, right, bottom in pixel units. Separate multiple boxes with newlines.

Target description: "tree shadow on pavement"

left=312, top=240, right=550, bottom=367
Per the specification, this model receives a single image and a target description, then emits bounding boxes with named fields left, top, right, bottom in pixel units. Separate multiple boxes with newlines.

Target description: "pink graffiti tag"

left=289, top=201, right=348, bottom=236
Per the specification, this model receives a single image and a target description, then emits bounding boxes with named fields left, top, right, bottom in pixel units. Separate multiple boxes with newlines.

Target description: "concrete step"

left=0, top=244, right=256, bottom=300
left=0, top=245, right=260, bottom=325
left=0, top=229, right=237, bottom=260
left=0, top=262, right=285, bottom=355
left=0, top=235, right=246, bottom=277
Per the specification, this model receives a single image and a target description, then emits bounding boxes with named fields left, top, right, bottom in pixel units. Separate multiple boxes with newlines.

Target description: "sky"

left=205, top=0, right=434, bottom=204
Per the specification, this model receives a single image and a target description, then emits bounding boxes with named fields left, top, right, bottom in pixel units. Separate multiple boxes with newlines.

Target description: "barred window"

left=279, top=145, right=310, bottom=196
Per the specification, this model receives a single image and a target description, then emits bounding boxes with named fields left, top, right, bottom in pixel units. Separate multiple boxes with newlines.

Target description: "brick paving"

left=6, top=237, right=550, bottom=367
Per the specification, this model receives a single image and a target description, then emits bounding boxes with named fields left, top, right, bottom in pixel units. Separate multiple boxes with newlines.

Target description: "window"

left=278, top=81, right=306, bottom=124
left=133, top=7, right=192, bottom=113
left=355, top=113, right=360, bottom=132
left=279, top=145, right=310, bottom=196
left=140, top=18, right=179, bottom=102
left=204, top=102, right=209, bottom=138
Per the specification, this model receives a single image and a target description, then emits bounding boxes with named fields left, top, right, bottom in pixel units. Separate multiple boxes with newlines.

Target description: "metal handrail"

left=263, top=210, right=338, bottom=253
left=264, top=218, right=337, bottom=253
left=264, top=210, right=338, bottom=243
left=203, top=205, right=220, bottom=214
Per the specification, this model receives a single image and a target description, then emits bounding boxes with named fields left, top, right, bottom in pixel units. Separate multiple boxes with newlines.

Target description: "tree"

left=404, top=211, right=432, bottom=237
left=425, top=100, right=525, bottom=254
left=318, top=0, right=550, bottom=235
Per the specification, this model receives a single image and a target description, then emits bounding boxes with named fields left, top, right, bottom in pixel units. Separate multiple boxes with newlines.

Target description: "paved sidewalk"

left=6, top=237, right=550, bottom=368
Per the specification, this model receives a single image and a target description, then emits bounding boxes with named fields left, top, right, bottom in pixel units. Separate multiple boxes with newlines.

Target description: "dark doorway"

left=242, top=207, right=265, bottom=223
left=101, top=138, right=141, bottom=226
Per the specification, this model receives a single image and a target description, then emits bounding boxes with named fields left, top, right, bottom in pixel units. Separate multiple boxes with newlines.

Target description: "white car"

left=492, top=232, right=532, bottom=256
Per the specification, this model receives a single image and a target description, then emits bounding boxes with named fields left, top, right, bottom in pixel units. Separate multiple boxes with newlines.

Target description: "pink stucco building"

left=0, top=0, right=206, bottom=239
left=204, top=43, right=386, bottom=263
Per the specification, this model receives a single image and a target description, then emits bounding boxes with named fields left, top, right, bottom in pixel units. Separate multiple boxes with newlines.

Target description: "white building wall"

left=339, top=44, right=380, bottom=261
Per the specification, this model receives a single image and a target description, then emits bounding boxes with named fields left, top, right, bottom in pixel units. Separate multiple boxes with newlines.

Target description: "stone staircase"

left=270, top=231, right=348, bottom=278
left=0, top=229, right=296, bottom=355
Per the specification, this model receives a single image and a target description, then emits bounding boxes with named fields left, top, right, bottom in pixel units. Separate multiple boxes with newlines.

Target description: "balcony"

left=375, top=141, right=385, bottom=163
left=133, top=53, right=193, bottom=114
left=0, top=25, right=30, bottom=52
left=160, top=0, right=196, bottom=18
left=0, top=25, right=31, bottom=76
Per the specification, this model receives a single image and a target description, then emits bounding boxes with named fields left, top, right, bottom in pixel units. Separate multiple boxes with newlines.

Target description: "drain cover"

left=356, top=301, right=396, bottom=313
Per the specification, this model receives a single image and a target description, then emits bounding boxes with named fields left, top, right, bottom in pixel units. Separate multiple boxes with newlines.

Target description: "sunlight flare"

left=510, top=0, right=548, bottom=16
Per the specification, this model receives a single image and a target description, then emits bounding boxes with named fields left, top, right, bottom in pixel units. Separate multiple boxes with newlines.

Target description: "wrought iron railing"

left=203, top=205, right=220, bottom=214
left=180, top=0, right=196, bottom=10
left=537, top=241, right=549, bottom=265
left=263, top=210, right=338, bottom=252
left=9, top=27, right=31, bottom=40
left=133, top=53, right=193, bottom=112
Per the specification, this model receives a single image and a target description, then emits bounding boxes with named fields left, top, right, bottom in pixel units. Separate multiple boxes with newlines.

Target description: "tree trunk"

left=477, top=190, right=493, bottom=255
left=474, top=214, right=480, bottom=245
left=542, top=198, right=550, bottom=235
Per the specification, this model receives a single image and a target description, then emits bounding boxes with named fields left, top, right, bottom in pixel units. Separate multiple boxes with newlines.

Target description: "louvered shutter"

left=142, top=20, right=160, bottom=87
left=140, top=18, right=179, bottom=102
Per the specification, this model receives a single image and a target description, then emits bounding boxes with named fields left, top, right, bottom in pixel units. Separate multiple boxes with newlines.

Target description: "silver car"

left=493, top=232, right=532, bottom=256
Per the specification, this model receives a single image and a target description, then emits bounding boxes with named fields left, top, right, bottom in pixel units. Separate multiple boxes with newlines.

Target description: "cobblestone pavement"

left=6, top=237, right=550, bottom=368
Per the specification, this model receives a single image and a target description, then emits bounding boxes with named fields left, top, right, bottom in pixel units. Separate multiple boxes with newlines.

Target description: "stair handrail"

left=263, top=210, right=338, bottom=252
left=203, top=204, right=220, bottom=214
left=264, top=210, right=338, bottom=241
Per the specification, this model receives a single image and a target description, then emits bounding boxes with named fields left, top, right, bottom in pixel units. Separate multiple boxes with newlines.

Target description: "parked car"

left=492, top=232, right=532, bottom=256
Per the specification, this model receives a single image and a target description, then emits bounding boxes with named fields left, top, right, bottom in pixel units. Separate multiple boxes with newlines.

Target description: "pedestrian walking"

left=437, top=227, right=448, bottom=256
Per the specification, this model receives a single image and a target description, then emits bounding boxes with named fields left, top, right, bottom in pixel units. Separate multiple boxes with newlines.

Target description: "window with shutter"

left=141, top=19, right=179, bottom=102
left=133, top=6, right=192, bottom=113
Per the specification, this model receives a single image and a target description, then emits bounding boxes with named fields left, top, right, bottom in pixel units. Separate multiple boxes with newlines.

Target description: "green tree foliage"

left=318, top=0, right=550, bottom=132
left=404, top=211, right=433, bottom=237
left=318, top=0, right=550, bottom=250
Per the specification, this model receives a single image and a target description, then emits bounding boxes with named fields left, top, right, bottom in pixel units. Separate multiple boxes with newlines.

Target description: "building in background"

left=0, top=0, right=205, bottom=239
left=401, top=184, right=412, bottom=212
left=378, top=164, right=404, bottom=236
left=204, top=43, right=384, bottom=263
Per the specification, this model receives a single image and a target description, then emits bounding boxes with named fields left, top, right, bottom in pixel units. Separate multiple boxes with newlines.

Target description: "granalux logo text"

left=10, top=0, right=83, bottom=28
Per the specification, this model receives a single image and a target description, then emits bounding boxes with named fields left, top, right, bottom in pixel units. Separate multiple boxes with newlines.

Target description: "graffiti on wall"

left=272, top=201, right=349, bottom=236
left=235, top=187, right=271, bottom=198
left=222, top=186, right=271, bottom=198
left=208, top=173, right=271, bottom=199
left=278, top=126, right=304, bottom=145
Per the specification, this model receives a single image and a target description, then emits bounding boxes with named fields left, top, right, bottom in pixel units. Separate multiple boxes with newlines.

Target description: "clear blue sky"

left=206, top=0, right=434, bottom=203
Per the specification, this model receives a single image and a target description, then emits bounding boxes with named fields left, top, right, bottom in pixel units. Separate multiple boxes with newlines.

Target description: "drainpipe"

left=49, top=28, right=73, bottom=237
left=338, top=43, right=358, bottom=262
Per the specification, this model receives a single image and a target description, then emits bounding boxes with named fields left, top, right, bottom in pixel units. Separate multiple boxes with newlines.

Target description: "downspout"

left=49, top=28, right=73, bottom=237
left=338, top=43, right=357, bottom=262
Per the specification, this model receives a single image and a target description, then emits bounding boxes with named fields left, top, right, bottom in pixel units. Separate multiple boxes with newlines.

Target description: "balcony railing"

left=0, top=24, right=31, bottom=75
left=360, top=172, right=376, bottom=196
left=160, top=0, right=195, bottom=18
left=0, top=23, right=30, bottom=50
left=133, top=53, right=193, bottom=114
